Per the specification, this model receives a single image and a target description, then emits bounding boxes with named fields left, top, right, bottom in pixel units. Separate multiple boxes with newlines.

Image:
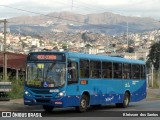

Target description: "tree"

left=81, top=33, right=88, bottom=43
left=138, top=57, right=144, bottom=61
left=21, top=41, right=28, bottom=48
left=62, top=45, right=68, bottom=50
left=147, top=42, right=160, bottom=88
left=39, top=39, right=44, bottom=46
left=147, top=42, right=160, bottom=70
left=128, top=39, right=134, bottom=45
left=126, top=47, right=134, bottom=53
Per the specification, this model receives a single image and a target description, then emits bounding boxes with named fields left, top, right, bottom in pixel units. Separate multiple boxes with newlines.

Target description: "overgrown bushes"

left=8, top=79, right=24, bottom=99
left=153, top=72, right=160, bottom=88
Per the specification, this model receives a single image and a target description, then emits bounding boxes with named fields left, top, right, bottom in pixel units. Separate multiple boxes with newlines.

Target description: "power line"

left=0, top=4, right=130, bottom=29
left=0, top=4, right=85, bottom=24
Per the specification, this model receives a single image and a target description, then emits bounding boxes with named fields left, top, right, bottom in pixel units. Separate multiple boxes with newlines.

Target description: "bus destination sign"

left=27, top=53, right=65, bottom=61
left=37, top=55, right=56, bottom=60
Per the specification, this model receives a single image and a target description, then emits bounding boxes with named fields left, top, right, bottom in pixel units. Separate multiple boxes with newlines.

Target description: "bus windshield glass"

left=26, top=62, right=66, bottom=88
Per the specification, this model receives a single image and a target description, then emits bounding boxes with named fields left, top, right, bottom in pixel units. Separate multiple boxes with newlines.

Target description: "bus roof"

left=67, top=52, right=145, bottom=64
left=29, top=51, right=145, bottom=65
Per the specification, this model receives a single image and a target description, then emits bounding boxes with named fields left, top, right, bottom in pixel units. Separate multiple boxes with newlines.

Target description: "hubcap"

left=81, top=99, right=86, bottom=108
left=124, top=96, right=129, bottom=106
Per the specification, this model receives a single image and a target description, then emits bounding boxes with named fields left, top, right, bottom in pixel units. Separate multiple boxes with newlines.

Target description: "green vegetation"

left=8, top=79, right=24, bottom=99
left=153, top=72, right=159, bottom=88
left=147, top=41, right=160, bottom=70
left=138, top=57, right=145, bottom=61
left=147, top=42, right=160, bottom=88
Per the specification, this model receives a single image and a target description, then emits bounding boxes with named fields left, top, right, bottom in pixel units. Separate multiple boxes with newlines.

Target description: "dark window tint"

left=141, top=65, right=146, bottom=79
left=80, top=59, right=89, bottom=78
left=90, top=61, right=101, bottom=78
left=123, top=63, right=131, bottom=79
left=68, top=61, right=78, bottom=84
left=132, top=64, right=140, bottom=79
left=113, top=63, right=122, bottom=79
left=102, top=62, right=112, bottom=78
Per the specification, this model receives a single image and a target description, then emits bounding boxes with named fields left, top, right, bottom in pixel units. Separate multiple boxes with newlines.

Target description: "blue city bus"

left=24, top=51, right=146, bottom=112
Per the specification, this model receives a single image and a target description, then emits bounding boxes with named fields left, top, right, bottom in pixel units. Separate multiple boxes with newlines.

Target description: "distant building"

left=124, top=53, right=136, bottom=59
left=124, top=49, right=149, bottom=60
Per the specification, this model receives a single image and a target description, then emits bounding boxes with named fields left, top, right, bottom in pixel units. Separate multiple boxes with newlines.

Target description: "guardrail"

left=0, top=82, right=12, bottom=101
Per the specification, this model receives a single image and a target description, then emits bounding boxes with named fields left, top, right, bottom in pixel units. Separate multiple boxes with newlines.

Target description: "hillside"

left=7, top=11, right=160, bottom=36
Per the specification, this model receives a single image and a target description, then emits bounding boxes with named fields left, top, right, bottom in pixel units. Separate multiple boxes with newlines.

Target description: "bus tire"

left=43, top=105, right=54, bottom=112
left=116, top=92, right=130, bottom=108
left=76, top=94, right=88, bottom=112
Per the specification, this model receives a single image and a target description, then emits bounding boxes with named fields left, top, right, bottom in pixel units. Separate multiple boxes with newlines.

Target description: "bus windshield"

left=26, top=62, right=66, bottom=88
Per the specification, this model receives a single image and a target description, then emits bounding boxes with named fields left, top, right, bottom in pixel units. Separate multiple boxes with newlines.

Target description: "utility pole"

left=71, top=0, right=73, bottom=10
left=151, top=64, right=154, bottom=87
left=0, top=19, right=7, bottom=81
left=159, top=53, right=160, bottom=88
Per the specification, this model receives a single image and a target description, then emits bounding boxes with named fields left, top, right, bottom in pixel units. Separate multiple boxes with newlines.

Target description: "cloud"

left=0, top=0, right=160, bottom=19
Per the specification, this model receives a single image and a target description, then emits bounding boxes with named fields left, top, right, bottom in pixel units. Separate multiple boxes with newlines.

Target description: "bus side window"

left=80, top=59, right=89, bottom=78
left=123, top=63, right=131, bottom=79
left=102, top=61, right=112, bottom=78
left=113, top=63, right=122, bottom=79
left=90, top=61, right=101, bottom=78
left=67, top=61, right=78, bottom=84
left=132, top=64, right=140, bottom=79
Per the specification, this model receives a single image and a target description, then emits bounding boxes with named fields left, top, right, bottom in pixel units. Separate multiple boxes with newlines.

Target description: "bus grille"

left=30, top=89, right=51, bottom=94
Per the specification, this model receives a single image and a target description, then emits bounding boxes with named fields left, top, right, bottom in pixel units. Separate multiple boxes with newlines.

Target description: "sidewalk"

left=0, top=99, right=41, bottom=111
left=10, top=98, right=23, bottom=104
left=147, top=88, right=160, bottom=100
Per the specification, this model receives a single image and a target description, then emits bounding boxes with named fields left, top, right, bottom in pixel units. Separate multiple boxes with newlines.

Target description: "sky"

left=0, top=0, right=160, bottom=20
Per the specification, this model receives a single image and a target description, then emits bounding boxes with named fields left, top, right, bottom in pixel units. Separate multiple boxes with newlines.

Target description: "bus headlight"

left=24, top=90, right=32, bottom=97
left=55, top=91, right=66, bottom=98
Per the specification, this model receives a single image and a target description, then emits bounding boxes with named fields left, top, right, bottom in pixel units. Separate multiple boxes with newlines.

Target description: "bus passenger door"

left=66, top=61, right=79, bottom=106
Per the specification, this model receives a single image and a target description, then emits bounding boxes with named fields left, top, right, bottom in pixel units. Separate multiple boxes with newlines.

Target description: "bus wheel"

left=76, top=95, right=88, bottom=112
left=116, top=92, right=130, bottom=108
left=43, top=105, right=54, bottom=112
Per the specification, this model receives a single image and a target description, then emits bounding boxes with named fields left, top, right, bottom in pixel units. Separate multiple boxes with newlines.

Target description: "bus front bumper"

left=24, top=96, right=67, bottom=107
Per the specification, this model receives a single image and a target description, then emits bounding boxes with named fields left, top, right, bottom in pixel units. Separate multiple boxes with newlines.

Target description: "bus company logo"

left=125, top=82, right=130, bottom=88
left=43, top=81, right=49, bottom=87
left=105, top=96, right=114, bottom=102
left=132, top=81, right=139, bottom=85
left=2, top=112, right=11, bottom=117
left=1, top=112, right=42, bottom=118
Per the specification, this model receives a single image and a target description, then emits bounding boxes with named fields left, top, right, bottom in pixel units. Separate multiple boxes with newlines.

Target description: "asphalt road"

left=0, top=99, right=160, bottom=120
left=1, top=88, right=160, bottom=119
